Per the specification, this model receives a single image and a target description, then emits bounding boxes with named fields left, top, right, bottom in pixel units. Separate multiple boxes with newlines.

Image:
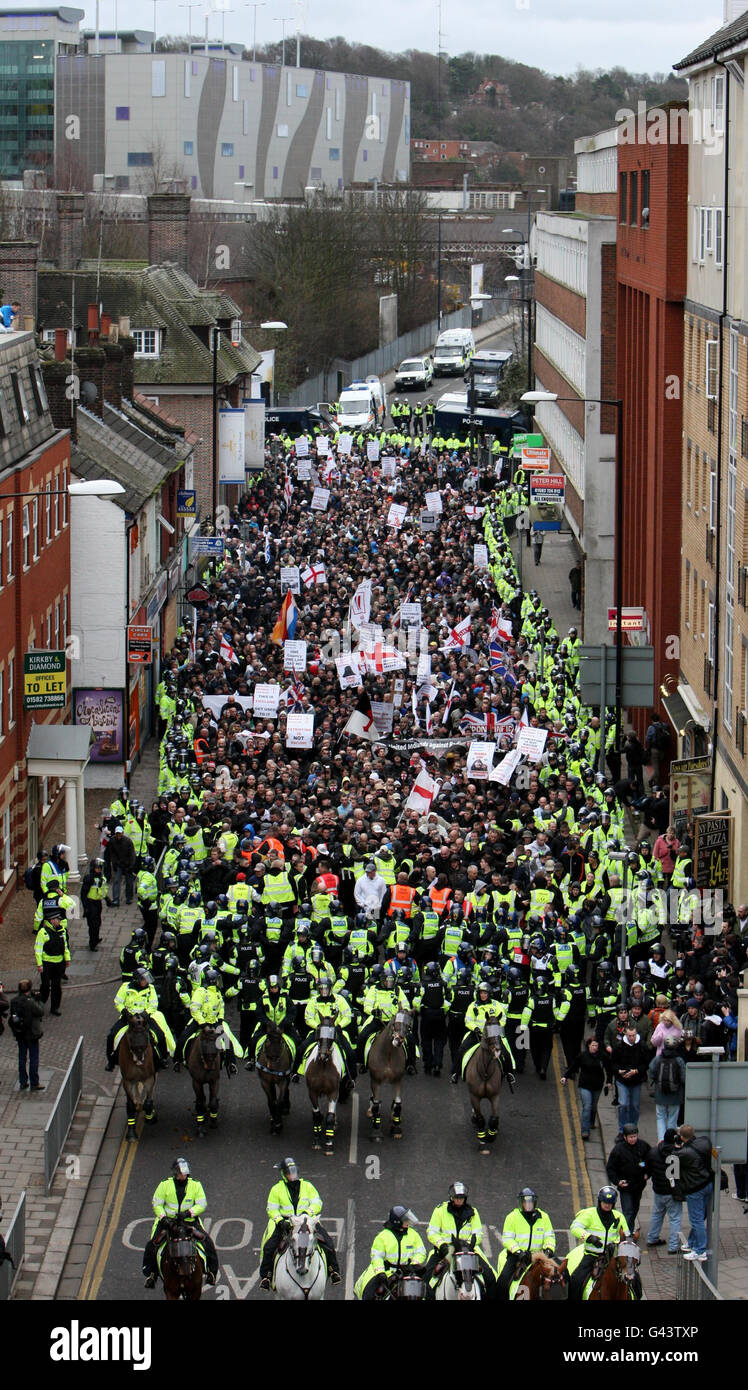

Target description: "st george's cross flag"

left=219, top=635, right=239, bottom=665
left=441, top=616, right=471, bottom=653
left=302, top=562, right=327, bottom=588
left=405, top=768, right=440, bottom=814
left=342, top=690, right=381, bottom=742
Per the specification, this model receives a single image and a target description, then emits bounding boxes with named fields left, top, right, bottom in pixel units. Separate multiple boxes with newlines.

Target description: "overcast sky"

left=74, top=0, right=726, bottom=76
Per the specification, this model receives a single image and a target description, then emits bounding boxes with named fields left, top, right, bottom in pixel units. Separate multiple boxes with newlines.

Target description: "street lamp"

left=276, top=15, right=293, bottom=67
left=0, top=480, right=125, bottom=500
left=522, top=388, right=625, bottom=758
left=211, top=319, right=287, bottom=518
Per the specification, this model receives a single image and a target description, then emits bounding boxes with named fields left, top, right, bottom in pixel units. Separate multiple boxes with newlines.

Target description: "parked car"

left=394, top=356, right=433, bottom=390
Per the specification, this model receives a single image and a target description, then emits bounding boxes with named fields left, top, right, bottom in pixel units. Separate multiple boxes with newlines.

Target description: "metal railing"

left=43, top=1036, right=83, bottom=1193
left=0, top=1191, right=26, bottom=1300
left=675, top=1247, right=724, bottom=1300
left=278, top=301, right=511, bottom=408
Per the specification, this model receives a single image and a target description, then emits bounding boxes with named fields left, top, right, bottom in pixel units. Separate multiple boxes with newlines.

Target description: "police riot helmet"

left=205, top=968, right=221, bottom=986
left=277, top=1157, right=299, bottom=1181
left=172, top=1157, right=191, bottom=1180
left=598, top=1185, right=617, bottom=1206
left=388, top=1205, right=415, bottom=1232
left=449, top=1181, right=468, bottom=1201
left=519, top=1187, right=537, bottom=1210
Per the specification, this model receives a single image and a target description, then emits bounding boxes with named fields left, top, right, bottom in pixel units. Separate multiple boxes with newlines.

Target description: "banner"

left=316, top=435, right=330, bottom=456
left=73, top=687, right=124, bottom=762
left=337, top=433, right=353, bottom=456
left=489, top=748, right=522, bottom=784
left=296, top=460, right=312, bottom=480
left=295, top=434, right=309, bottom=457
left=283, top=640, right=307, bottom=672
left=286, top=711, right=314, bottom=748
left=386, top=738, right=469, bottom=753
left=516, top=725, right=549, bottom=762
left=243, top=399, right=266, bottom=470
left=335, top=654, right=363, bottom=689
left=367, top=439, right=380, bottom=462
left=311, top=487, right=330, bottom=511
left=371, top=700, right=395, bottom=735
left=424, top=490, right=443, bottom=513
left=218, top=408, right=246, bottom=482
left=387, top=502, right=407, bottom=529
left=400, top=602, right=422, bottom=628
left=382, top=459, right=397, bottom=479
left=201, top=694, right=254, bottom=719
left=280, top=566, right=301, bottom=595
left=473, top=544, right=489, bottom=569
left=253, top=683, right=281, bottom=717
left=466, top=741, right=495, bottom=780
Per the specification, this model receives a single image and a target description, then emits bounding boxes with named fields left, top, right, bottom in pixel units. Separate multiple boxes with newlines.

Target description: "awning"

left=663, top=690, right=699, bottom=738
left=26, top=723, right=92, bottom=778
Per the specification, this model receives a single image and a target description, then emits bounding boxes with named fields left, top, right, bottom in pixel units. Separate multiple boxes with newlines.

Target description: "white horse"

left=434, top=1245, right=485, bottom=1301
left=272, top=1215, right=328, bottom=1301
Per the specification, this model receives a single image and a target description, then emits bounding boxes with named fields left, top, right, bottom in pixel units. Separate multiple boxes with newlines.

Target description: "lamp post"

left=522, top=388, right=625, bottom=758
left=211, top=319, right=287, bottom=520
left=276, top=16, right=293, bottom=67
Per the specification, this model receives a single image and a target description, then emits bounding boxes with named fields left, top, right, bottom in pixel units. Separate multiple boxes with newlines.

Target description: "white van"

left=336, top=375, right=387, bottom=431
left=433, top=328, right=475, bottom=376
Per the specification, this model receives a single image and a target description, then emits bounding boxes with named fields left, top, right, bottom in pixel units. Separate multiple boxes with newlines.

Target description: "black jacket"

left=564, top=1047, right=606, bottom=1091
left=606, top=1136, right=650, bottom=1195
left=646, top=1140, right=682, bottom=1198
left=673, top=1138, right=712, bottom=1195
left=10, top=991, right=44, bottom=1045
left=609, top=1036, right=650, bottom=1084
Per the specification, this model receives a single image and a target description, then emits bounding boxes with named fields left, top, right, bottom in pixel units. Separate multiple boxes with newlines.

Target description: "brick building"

left=615, top=105, right=689, bottom=740
left=531, top=131, right=619, bottom=642
left=0, top=327, right=71, bottom=912
left=671, top=9, right=748, bottom=899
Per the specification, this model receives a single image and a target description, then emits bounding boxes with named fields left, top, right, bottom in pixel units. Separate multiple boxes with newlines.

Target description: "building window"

left=7, top=656, right=13, bottom=730
left=329, top=148, right=340, bottom=161
left=32, top=496, right=38, bottom=561
left=714, top=207, right=723, bottom=267
left=618, top=171, right=627, bottom=223
left=706, top=338, right=718, bottom=399
left=0, top=670, right=4, bottom=741
left=699, top=207, right=706, bottom=263
left=705, top=206, right=713, bottom=254
left=62, top=466, right=68, bottom=526
left=127, top=152, right=153, bottom=167
left=115, top=176, right=130, bottom=191
left=684, top=559, right=690, bottom=626
left=221, top=143, right=234, bottom=157
left=151, top=59, right=166, bottom=97
left=640, top=169, right=650, bottom=228
left=0, top=517, right=2, bottom=586
left=31, top=364, right=48, bottom=413
left=629, top=170, right=638, bottom=225
left=273, top=166, right=278, bottom=179
left=115, top=105, right=129, bottom=120
left=132, top=329, right=159, bottom=357
left=53, top=480, right=59, bottom=534
left=22, top=504, right=29, bottom=569
left=0, top=383, right=11, bottom=437
left=11, top=371, right=29, bottom=425
left=54, top=600, right=59, bottom=649
left=183, top=141, right=194, bottom=156
left=45, top=610, right=51, bottom=647
left=233, top=65, right=239, bottom=101
left=713, top=73, right=725, bottom=134
left=6, top=512, right=13, bottom=581
left=243, top=99, right=249, bottom=136
left=184, top=60, right=191, bottom=97
left=326, top=107, right=332, bottom=140
left=296, top=84, right=307, bottom=98
left=311, top=166, right=321, bottom=180
left=276, top=125, right=288, bottom=138
left=45, top=482, right=51, bottom=542
left=191, top=176, right=197, bottom=190
left=62, top=593, right=68, bottom=647
left=2, top=807, right=10, bottom=876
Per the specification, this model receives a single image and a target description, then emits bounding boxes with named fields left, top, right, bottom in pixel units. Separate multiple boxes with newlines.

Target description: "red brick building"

left=0, top=328, right=72, bottom=910
left=616, top=106, right=689, bottom=735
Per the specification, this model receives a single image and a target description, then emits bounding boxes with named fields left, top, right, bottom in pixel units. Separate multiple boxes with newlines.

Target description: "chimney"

left=102, top=340, right=124, bottom=411
left=41, top=358, right=77, bottom=442
left=0, top=240, right=39, bottom=328
left=120, top=333, right=136, bottom=402
left=74, top=346, right=106, bottom=419
left=56, top=193, right=85, bottom=271
left=147, top=193, right=191, bottom=271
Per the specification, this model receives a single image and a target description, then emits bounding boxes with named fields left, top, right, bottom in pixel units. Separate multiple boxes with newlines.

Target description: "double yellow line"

left=79, top=1117, right=142, bottom=1301
left=552, top=1039, right=593, bottom=1216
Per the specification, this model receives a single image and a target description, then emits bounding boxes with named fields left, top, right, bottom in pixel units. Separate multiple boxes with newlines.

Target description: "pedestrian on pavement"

left=8, top=979, right=45, bottom=1091
left=606, top=1123, right=650, bottom=1234
left=645, top=1127, right=683, bottom=1252
left=609, top=1024, right=650, bottom=1134
left=649, top=1039, right=686, bottom=1142
left=81, top=856, right=107, bottom=951
left=561, top=1036, right=606, bottom=1140
left=531, top=525, right=544, bottom=567
left=109, top=824, right=137, bottom=906
left=673, top=1124, right=713, bottom=1262
left=644, top=715, right=672, bottom=790
left=623, top=732, right=646, bottom=796
left=653, top=827, right=680, bottom=888
left=568, top=560, right=582, bottom=610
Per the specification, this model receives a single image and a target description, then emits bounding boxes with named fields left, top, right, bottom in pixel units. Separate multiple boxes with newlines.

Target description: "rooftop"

left=674, top=7, right=748, bottom=68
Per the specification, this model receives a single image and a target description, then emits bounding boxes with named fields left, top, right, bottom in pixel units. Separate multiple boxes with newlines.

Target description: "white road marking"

left=345, top=1197, right=357, bottom=1302
left=349, top=1090, right=359, bottom=1165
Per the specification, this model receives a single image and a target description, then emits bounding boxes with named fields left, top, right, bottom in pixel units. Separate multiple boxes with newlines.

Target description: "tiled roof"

left=674, top=8, right=748, bottom=68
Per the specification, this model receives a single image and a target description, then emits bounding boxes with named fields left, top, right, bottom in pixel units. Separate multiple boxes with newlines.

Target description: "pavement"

left=0, top=743, right=159, bottom=1299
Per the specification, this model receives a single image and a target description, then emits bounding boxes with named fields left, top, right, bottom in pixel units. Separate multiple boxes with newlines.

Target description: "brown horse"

left=118, top=1012, right=157, bottom=1140
left=587, top=1240, right=641, bottom=1301
left=186, top=1025, right=220, bottom=1134
left=513, top=1252, right=568, bottom=1300
left=305, top=1023, right=341, bottom=1153
left=366, top=1011, right=410, bottom=1140
left=159, top=1217, right=204, bottom=1301
left=256, top=1023, right=293, bottom=1134
left=464, top=1022, right=503, bottom=1153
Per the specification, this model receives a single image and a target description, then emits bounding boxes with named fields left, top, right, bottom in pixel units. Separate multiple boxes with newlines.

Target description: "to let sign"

left=23, top=650, right=66, bottom=710
left=530, top=473, right=565, bottom=505
left=521, top=446, right=550, bottom=472
left=127, top=625, right=153, bottom=664
left=607, top=607, right=646, bottom=632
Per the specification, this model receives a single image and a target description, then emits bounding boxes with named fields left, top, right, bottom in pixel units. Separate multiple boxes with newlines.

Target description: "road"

left=382, top=318, right=517, bottom=424
left=78, top=1032, right=591, bottom=1302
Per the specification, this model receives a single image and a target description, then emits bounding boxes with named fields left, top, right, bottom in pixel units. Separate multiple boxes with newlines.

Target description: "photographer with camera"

left=8, top=979, right=45, bottom=1092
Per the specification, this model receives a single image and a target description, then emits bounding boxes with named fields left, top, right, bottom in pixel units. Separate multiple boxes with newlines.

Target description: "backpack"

left=659, top=1055, right=680, bottom=1095
left=23, top=866, right=35, bottom=891
left=9, top=1000, right=27, bottom=1039
left=654, top=722, right=671, bottom=753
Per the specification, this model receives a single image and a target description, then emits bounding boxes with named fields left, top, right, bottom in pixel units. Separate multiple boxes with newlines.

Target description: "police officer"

left=414, top=961, right=449, bottom=1076
left=80, top=857, right=107, bottom=951
left=142, top=1157, right=218, bottom=1288
left=495, top=1188, right=556, bottom=1299
left=354, top=1206, right=426, bottom=1300
left=34, top=905, right=70, bottom=1015
left=426, top=1180, right=496, bottom=1297
left=567, top=1186, right=634, bottom=1301
left=259, top=1157, right=341, bottom=1289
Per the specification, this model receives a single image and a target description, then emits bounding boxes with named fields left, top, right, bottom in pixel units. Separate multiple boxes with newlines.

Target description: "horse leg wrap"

left=144, top=1100, right=156, bottom=1123
left=391, top=1099, right=402, bottom=1132
left=370, top=1100, right=381, bottom=1129
left=488, top=1115, right=499, bottom=1136
left=325, top=1117, right=336, bottom=1146
left=477, top=1126, right=487, bottom=1145
left=209, top=1107, right=219, bottom=1122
